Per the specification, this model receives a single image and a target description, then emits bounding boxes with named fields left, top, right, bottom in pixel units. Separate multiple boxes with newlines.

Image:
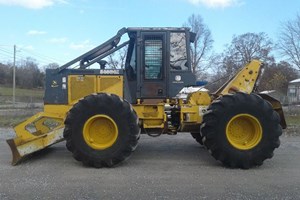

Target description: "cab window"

left=170, top=32, right=188, bottom=70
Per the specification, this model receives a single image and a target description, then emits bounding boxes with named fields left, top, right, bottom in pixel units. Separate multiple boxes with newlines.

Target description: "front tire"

left=201, top=92, right=282, bottom=169
left=64, top=93, right=140, bottom=168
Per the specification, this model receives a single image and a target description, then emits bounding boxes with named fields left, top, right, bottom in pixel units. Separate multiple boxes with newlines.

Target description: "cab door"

left=140, top=32, right=167, bottom=98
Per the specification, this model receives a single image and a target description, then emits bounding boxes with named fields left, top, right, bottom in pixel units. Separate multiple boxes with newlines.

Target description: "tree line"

left=0, top=58, right=58, bottom=89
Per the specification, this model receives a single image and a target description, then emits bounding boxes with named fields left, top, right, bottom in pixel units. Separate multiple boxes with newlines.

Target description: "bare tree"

left=227, top=32, right=273, bottom=65
left=42, top=63, right=59, bottom=73
left=0, top=63, right=11, bottom=85
left=215, top=32, right=274, bottom=76
left=44, top=63, right=59, bottom=69
left=107, top=48, right=127, bottom=69
left=259, top=61, right=298, bottom=94
left=184, top=14, right=213, bottom=73
left=17, top=57, right=44, bottom=89
left=278, top=14, right=300, bottom=70
left=207, top=32, right=274, bottom=92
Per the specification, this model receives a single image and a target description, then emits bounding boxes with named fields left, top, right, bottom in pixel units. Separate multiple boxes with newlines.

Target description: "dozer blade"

left=7, top=127, right=64, bottom=165
left=6, top=112, right=65, bottom=165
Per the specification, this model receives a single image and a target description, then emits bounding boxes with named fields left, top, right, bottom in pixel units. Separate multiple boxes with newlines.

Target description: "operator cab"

left=124, top=27, right=196, bottom=103
left=46, top=27, right=196, bottom=105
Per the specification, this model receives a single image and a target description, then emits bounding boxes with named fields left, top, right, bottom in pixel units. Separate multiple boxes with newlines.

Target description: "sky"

left=0, top=0, right=300, bottom=67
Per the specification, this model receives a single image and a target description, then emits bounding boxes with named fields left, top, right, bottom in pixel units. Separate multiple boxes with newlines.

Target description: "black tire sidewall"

left=216, top=101, right=273, bottom=158
left=66, top=93, right=139, bottom=163
left=202, top=92, right=281, bottom=167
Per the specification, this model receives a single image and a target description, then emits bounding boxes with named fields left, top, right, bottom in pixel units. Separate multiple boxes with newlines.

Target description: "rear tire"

left=201, top=92, right=282, bottom=169
left=191, top=132, right=203, bottom=145
left=64, top=93, right=140, bottom=168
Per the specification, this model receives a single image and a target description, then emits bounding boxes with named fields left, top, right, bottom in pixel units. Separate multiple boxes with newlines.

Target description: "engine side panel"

left=44, top=69, right=123, bottom=105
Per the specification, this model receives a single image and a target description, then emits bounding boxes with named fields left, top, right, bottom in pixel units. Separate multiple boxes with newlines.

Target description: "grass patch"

left=0, top=114, right=32, bottom=127
left=0, top=86, right=44, bottom=98
left=285, top=115, right=300, bottom=126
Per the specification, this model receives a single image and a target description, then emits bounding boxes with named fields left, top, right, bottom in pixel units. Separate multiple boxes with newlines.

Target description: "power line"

left=0, top=45, right=13, bottom=47
left=0, top=48, right=28, bottom=61
left=0, top=45, right=66, bottom=65
left=0, top=48, right=51, bottom=67
left=0, top=48, right=14, bottom=60
left=18, top=52, right=53, bottom=65
left=0, top=51, right=13, bottom=58
left=20, top=49, right=57, bottom=63
left=0, top=47, right=13, bottom=54
left=20, top=48, right=65, bottom=64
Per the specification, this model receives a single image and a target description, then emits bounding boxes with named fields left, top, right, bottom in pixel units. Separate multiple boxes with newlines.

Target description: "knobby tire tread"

left=63, top=93, right=140, bottom=168
left=201, top=92, right=282, bottom=169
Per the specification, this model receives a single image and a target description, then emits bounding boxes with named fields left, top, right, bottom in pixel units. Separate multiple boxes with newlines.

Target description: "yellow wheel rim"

left=226, top=114, right=262, bottom=150
left=83, top=114, right=118, bottom=150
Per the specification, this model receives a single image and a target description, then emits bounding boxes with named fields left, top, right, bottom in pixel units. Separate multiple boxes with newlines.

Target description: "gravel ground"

left=1, top=128, right=300, bottom=200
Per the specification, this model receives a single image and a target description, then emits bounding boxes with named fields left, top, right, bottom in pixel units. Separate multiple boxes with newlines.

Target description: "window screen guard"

left=144, top=36, right=163, bottom=80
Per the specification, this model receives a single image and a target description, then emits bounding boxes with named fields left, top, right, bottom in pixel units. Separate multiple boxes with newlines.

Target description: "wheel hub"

left=226, top=114, right=262, bottom=150
left=83, top=114, right=118, bottom=150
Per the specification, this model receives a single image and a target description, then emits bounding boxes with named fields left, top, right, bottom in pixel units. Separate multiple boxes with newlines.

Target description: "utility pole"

left=13, top=45, right=16, bottom=107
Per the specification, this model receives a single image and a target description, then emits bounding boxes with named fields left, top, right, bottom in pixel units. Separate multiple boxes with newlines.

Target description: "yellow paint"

left=44, top=105, right=71, bottom=116
left=226, top=114, right=262, bottom=150
left=187, top=91, right=211, bottom=105
left=7, top=127, right=64, bottom=165
left=33, top=118, right=50, bottom=135
left=181, top=105, right=199, bottom=123
left=83, top=114, right=118, bottom=150
left=68, top=75, right=123, bottom=104
left=133, top=104, right=165, bottom=128
left=8, top=73, right=124, bottom=165
left=216, top=60, right=263, bottom=95
left=68, top=75, right=97, bottom=104
left=13, top=111, right=64, bottom=142
left=133, top=95, right=209, bottom=130
left=8, top=105, right=68, bottom=165
left=178, top=91, right=211, bottom=131
left=97, top=76, right=123, bottom=97
left=7, top=60, right=271, bottom=165
left=33, top=117, right=63, bottom=136
left=143, top=119, right=165, bottom=128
